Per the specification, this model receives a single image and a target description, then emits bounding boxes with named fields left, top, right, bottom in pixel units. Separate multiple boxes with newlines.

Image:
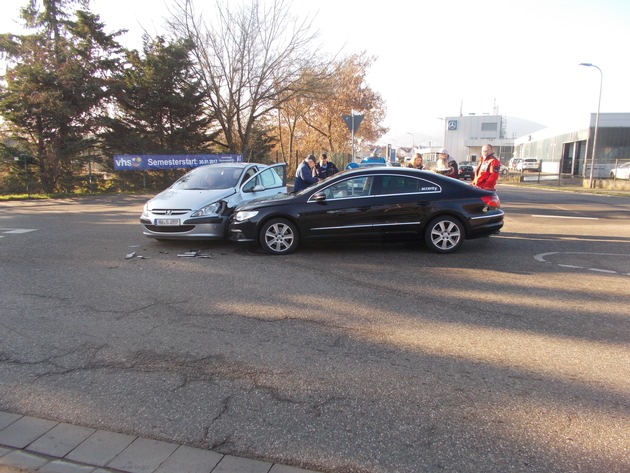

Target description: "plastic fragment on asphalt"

left=125, top=251, right=136, bottom=259
left=177, top=250, right=210, bottom=258
left=177, top=251, right=200, bottom=257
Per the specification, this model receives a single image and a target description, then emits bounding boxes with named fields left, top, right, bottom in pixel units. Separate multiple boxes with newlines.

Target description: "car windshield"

left=172, top=166, right=243, bottom=190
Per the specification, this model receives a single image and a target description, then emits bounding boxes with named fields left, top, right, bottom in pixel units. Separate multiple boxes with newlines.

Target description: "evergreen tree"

left=0, top=0, right=125, bottom=193
left=102, top=36, right=216, bottom=157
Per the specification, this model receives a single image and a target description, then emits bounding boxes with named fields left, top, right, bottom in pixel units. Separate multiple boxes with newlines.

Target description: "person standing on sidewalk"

left=294, top=154, right=319, bottom=192
left=315, top=153, right=339, bottom=179
left=434, top=148, right=457, bottom=178
left=473, top=144, right=501, bottom=191
left=408, top=153, right=424, bottom=169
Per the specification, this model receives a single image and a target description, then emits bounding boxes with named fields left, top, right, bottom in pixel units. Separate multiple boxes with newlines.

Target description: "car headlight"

left=141, top=202, right=149, bottom=217
left=191, top=201, right=223, bottom=217
left=235, top=210, right=259, bottom=222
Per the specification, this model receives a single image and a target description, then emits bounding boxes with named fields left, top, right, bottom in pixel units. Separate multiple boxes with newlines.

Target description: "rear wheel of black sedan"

left=259, top=218, right=299, bottom=255
left=424, top=216, right=464, bottom=254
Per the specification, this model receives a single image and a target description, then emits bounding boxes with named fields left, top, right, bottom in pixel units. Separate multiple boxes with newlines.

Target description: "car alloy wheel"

left=260, top=218, right=299, bottom=255
left=425, top=216, right=464, bottom=253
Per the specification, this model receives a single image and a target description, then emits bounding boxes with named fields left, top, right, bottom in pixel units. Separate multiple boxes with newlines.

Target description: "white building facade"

left=442, top=114, right=539, bottom=164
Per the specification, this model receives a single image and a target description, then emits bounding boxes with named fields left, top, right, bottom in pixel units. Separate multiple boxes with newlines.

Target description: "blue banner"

left=113, top=154, right=243, bottom=171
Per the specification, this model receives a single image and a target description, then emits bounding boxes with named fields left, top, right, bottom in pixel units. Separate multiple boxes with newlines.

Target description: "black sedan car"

left=229, top=167, right=504, bottom=255
left=458, top=163, right=475, bottom=180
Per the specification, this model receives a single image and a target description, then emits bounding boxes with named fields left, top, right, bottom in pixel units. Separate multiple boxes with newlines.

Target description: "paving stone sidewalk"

left=0, top=411, right=319, bottom=473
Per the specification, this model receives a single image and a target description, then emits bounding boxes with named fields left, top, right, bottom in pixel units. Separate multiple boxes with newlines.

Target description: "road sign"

left=342, top=114, right=364, bottom=133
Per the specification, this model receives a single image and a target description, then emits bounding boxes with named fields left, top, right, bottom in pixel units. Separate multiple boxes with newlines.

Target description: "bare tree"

left=168, top=0, right=334, bottom=160
left=275, top=67, right=333, bottom=166
left=275, top=53, right=388, bottom=168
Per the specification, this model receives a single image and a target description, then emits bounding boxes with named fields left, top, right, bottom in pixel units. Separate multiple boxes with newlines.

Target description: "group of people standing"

left=406, top=148, right=458, bottom=178
left=293, top=153, right=339, bottom=192
left=406, top=144, right=500, bottom=191
left=294, top=143, right=501, bottom=192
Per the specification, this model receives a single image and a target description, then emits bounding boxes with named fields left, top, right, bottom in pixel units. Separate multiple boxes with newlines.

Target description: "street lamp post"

left=437, top=117, right=446, bottom=148
left=406, top=132, right=415, bottom=149
left=579, top=63, right=603, bottom=189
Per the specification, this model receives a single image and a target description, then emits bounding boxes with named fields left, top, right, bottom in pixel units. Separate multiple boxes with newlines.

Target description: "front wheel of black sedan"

left=259, top=218, right=299, bottom=255
left=424, top=216, right=464, bottom=254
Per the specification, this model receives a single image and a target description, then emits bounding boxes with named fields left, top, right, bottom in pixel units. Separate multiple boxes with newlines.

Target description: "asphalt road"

left=0, top=186, right=628, bottom=473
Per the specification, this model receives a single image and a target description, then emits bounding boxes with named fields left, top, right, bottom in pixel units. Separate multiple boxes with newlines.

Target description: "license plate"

left=155, top=218, right=180, bottom=226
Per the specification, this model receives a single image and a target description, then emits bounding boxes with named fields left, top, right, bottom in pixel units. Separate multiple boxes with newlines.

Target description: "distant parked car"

left=610, top=162, right=630, bottom=179
left=458, top=164, right=475, bottom=180
left=360, top=156, right=387, bottom=165
left=509, top=157, right=522, bottom=170
left=517, top=158, right=540, bottom=172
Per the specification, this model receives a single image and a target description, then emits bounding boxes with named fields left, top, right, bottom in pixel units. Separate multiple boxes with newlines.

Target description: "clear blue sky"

left=3, top=0, right=629, bottom=146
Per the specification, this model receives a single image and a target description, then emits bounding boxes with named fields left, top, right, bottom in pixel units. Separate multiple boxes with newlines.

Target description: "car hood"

left=147, top=188, right=236, bottom=209
left=236, top=192, right=295, bottom=210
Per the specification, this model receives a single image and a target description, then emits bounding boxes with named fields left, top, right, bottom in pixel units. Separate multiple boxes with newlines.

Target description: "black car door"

left=297, top=175, right=382, bottom=241
left=361, top=174, right=437, bottom=236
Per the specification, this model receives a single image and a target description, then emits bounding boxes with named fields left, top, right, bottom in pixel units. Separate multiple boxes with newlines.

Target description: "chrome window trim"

left=307, top=173, right=442, bottom=203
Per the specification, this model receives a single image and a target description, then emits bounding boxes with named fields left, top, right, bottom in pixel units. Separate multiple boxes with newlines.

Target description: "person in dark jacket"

left=294, top=155, right=318, bottom=192
left=448, top=158, right=458, bottom=179
left=315, top=153, right=339, bottom=179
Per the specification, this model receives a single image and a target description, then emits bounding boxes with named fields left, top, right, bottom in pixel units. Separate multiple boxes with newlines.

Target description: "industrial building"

left=514, top=113, right=630, bottom=177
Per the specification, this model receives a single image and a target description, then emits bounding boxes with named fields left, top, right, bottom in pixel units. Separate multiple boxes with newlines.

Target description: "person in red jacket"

left=473, top=144, right=501, bottom=191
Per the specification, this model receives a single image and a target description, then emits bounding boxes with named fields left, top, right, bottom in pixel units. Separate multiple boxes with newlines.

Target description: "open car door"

left=240, top=162, right=287, bottom=198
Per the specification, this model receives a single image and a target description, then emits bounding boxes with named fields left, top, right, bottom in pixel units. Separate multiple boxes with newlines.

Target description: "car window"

left=173, top=166, right=240, bottom=190
left=242, top=166, right=284, bottom=192
left=378, top=175, right=421, bottom=195
left=322, top=176, right=372, bottom=199
left=241, top=167, right=258, bottom=184
left=376, top=175, right=444, bottom=195
left=321, top=174, right=444, bottom=200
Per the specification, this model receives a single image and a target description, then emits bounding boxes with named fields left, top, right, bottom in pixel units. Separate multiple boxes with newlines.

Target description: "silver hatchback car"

left=140, top=162, right=286, bottom=240
left=517, top=158, right=540, bottom=172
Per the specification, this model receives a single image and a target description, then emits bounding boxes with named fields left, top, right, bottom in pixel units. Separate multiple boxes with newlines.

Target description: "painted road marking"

left=535, top=252, right=630, bottom=276
left=0, top=228, right=38, bottom=238
left=2, top=229, right=37, bottom=234
left=531, top=215, right=599, bottom=220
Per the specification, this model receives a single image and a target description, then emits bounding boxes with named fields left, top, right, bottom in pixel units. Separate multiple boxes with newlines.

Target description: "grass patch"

left=0, top=193, right=52, bottom=201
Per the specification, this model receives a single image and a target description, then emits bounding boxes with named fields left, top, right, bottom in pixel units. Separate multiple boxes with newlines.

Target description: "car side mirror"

left=244, top=184, right=265, bottom=193
left=312, top=192, right=326, bottom=202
